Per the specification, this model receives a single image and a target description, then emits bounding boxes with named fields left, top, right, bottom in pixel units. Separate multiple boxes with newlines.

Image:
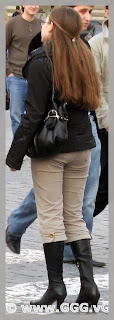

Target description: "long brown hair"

left=45, top=6, right=100, bottom=111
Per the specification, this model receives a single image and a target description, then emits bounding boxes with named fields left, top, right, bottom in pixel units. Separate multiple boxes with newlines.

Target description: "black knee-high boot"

left=70, top=239, right=100, bottom=307
left=30, top=241, right=67, bottom=308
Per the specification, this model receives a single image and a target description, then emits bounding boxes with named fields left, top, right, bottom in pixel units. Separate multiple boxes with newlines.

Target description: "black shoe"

left=63, top=258, right=106, bottom=267
left=92, top=260, right=106, bottom=268
left=6, top=227, right=21, bottom=254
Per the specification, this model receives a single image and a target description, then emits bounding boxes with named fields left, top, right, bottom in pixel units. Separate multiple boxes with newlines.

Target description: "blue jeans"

left=8, top=188, right=36, bottom=237
left=6, top=75, right=27, bottom=135
left=8, top=116, right=101, bottom=243
left=82, top=115, right=101, bottom=233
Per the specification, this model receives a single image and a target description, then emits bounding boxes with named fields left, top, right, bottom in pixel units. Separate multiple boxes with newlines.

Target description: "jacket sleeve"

left=6, top=59, right=52, bottom=170
left=89, top=35, right=109, bottom=130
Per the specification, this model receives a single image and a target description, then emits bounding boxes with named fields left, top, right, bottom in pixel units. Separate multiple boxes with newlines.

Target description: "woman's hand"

left=10, top=168, right=17, bottom=171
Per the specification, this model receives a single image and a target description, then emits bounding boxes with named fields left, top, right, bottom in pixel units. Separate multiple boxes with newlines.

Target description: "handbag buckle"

left=45, top=109, right=60, bottom=121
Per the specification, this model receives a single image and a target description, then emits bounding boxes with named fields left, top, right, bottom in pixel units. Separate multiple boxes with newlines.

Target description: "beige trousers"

left=31, top=150, right=91, bottom=244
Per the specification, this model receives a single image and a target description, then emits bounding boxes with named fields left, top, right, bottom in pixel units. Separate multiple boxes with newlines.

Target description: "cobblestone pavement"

left=5, top=111, right=109, bottom=316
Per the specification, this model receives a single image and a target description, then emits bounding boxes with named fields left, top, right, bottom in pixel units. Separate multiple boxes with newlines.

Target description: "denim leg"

left=63, top=243, right=75, bottom=262
left=8, top=188, right=37, bottom=237
left=6, top=76, right=36, bottom=237
left=82, top=115, right=101, bottom=232
left=6, top=76, right=27, bottom=135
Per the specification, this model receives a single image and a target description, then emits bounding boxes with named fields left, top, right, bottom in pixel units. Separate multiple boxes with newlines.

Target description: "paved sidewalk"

left=5, top=111, right=109, bottom=315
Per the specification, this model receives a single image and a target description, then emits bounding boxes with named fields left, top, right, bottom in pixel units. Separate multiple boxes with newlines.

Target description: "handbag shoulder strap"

left=51, top=69, right=67, bottom=109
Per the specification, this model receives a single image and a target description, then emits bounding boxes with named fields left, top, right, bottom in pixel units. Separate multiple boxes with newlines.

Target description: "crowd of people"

left=5, top=5, right=108, bottom=310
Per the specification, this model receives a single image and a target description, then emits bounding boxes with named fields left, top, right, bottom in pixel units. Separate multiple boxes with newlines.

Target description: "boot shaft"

left=43, top=241, right=64, bottom=283
left=30, top=241, right=67, bottom=307
left=70, top=239, right=94, bottom=283
left=69, top=239, right=100, bottom=306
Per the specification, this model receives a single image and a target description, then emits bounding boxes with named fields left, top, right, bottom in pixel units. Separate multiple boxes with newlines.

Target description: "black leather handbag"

left=27, top=86, right=68, bottom=158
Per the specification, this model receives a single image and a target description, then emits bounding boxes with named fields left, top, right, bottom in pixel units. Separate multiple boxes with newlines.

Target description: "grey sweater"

left=6, top=15, right=41, bottom=78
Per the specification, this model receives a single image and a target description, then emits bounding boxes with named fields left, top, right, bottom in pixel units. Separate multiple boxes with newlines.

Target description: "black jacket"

left=28, top=32, right=99, bottom=137
left=6, top=45, right=95, bottom=170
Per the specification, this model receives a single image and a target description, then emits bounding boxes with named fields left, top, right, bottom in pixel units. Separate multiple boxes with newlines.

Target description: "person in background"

left=6, top=6, right=100, bottom=309
left=6, top=5, right=105, bottom=268
left=12, top=6, right=21, bottom=17
left=6, top=5, right=41, bottom=135
left=89, top=6, right=109, bottom=218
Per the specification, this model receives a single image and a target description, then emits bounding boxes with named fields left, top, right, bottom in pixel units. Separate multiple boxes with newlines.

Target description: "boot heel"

left=88, top=292, right=100, bottom=310
left=57, top=294, right=66, bottom=310
left=91, top=302, right=99, bottom=312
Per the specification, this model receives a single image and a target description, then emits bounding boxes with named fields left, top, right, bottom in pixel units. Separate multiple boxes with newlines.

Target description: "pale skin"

left=73, top=6, right=93, bottom=30
left=22, top=5, right=40, bottom=22
left=105, top=8, right=109, bottom=19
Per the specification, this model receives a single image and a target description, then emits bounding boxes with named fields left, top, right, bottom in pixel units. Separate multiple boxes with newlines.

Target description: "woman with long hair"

left=6, top=7, right=100, bottom=309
